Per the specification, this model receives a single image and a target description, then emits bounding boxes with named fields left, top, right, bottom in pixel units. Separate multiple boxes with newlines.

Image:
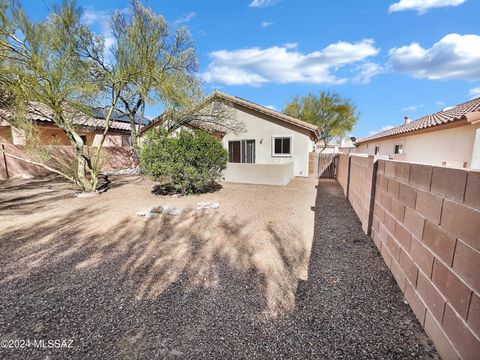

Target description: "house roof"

left=356, top=97, right=480, bottom=145
left=0, top=102, right=131, bottom=132
left=93, top=107, right=150, bottom=125
left=142, top=91, right=319, bottom=138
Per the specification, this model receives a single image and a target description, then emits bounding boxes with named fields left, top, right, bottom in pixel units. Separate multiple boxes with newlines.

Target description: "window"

left=121, top=135, right=132, bottom=147
left=80, top=135, right=88, bottom=144
left=374, top=145, right=380, bottom=155
left=394, top=144, right=403, bottom=155
left=272, top=137, right=292, bottom=156
left=228, top=140, right=255, bottom=163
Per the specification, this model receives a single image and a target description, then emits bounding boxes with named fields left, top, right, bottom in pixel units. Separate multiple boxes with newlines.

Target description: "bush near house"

left=140, top=128, right=228, bottom=194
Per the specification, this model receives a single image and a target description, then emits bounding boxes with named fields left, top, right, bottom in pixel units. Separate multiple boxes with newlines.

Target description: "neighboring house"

left=338, top=137, right=357, bottom=153
left=0, top=103, right=142, bottom=147
left=355, top=97, right=480, bottom=169
left=142, top=92, right=319, bottom=185
left=315, top=141, right=339, bottom=154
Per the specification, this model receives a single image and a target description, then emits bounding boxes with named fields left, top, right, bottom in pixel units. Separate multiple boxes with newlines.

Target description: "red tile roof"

left=0, top=102, right=131, bottom=132
left=356, top=97, right=480, bottom=144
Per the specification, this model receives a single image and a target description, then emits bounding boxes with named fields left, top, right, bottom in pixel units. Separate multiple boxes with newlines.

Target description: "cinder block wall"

left=337, top=155, right=480, bottom=360
left=337, top=153, right=349, bottom=196
left=347, top=155, right=375, bottom=234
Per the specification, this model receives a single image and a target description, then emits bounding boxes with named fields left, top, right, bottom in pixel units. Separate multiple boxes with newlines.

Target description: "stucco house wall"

left=356, top=123, right=480, bottom=168
left=0, top=123, right=130, bottom=147
left=221, top=105, right=313, bottom=178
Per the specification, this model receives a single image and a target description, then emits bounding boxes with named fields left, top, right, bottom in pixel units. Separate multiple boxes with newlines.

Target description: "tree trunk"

left=74, top=141, right=96, bottom=192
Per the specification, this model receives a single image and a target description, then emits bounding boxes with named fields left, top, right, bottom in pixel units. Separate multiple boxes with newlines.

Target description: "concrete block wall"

left=337, top=153, right=349, bottom=196
left=346, top=155, right=375, bottom=234
left=337, top=156, right=480, bottom=360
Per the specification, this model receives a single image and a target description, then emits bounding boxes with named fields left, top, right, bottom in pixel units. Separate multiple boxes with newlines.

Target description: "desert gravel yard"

left=0, top=176, right=438, bottom=359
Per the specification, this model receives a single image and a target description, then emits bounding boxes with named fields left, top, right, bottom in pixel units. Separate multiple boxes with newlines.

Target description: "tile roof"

left=0, top=102, right=131, bottom=131
left=356, top=97, right=480, bottom=144
left=143, top=91, right=319, bottom=139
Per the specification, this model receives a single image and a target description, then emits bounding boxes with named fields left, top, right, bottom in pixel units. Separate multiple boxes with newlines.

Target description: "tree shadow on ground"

left=0, top=178, right=439, bottom=359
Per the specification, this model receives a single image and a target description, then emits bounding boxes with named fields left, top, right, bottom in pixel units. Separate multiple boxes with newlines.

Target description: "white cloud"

left=261, top=21, right=274, bottom=28
left=203, top=39, right=379, bottom=86
left=368, top=125, right=395, bottom=136
left=388, top=33, right=480, bottom=81
left=174, top=11, right=197, bottom=25
left=436, top=100, right=445, bottom=106
left=389, top=0, right=466, bottom=14
left=284, top=42, right=298, bottom=49
left=353, top=62, right=383, bottom=84
left=402, top=104, right=423, bottom=112
left=264, top=105, right=277, bottom=110
left=249, top=0, right=280, bottom=8
left=470, top=87, right=480, bottom=99
left=81, top=8, right=115, bottom=58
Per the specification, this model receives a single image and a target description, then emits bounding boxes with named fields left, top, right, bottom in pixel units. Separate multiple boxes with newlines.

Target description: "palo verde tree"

left=284, top=91, right=359, bottom=152
left=93, top=0, right=199, bottom=152
left=0, top=0, right=125, bottom=191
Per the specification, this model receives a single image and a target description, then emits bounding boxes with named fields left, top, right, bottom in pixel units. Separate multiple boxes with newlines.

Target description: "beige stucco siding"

left=224, top=162, right=294, bottom=185
left=222, top=105, right=312, bottom=177
left=356, top=123, right=480, bottom=168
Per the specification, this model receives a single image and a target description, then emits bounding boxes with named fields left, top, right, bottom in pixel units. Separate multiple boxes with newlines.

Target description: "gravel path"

left=0, top=178, right=438, bottom=359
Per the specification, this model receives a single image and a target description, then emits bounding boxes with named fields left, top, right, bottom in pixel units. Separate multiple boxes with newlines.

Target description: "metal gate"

left=314, top=153, right=338, bottom=179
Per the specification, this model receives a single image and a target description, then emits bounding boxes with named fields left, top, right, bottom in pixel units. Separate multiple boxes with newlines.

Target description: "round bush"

left=140, top=128, right=228, bottom=194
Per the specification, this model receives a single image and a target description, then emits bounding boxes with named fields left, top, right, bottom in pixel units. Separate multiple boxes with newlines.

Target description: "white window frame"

left=272, top=136, right=293, bottom=157
left=394, top=143, right=404, bottom=155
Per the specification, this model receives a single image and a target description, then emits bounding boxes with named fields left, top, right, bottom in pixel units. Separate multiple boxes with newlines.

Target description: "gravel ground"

left=0, top=177, right=438, bottom=359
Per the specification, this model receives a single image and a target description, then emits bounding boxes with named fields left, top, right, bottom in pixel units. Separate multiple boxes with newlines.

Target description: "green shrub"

left=140, top=128, right=228, bottom=195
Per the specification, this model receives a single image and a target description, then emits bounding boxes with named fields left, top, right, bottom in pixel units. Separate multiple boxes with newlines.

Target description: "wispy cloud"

left=388, top=33, right=480, bottom=81
left=203, top=39, right=380, bottom=86
left=469, top=87, right=480, bottom=99
left=264, top=105, right=277, bottom=110
left=261, top=21, right=274, bottom=28
left=249, top=0, right=280, bottom=8
left=401, top=104, right=423, bottom=112
left=174, top=11, right=197, bottom=25
left=353, top=62, right=383, bottom=84
left=81, top=8, right=115, bottom=58
left=368, top=125, right=395, bottom=136
left=388, top=0, right=466, bottom=14
left=284, top=42, right=298, bottom=49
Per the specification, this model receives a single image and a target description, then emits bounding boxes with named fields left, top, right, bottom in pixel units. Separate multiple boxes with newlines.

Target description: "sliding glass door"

left=228, top=140, right=255, bottom=163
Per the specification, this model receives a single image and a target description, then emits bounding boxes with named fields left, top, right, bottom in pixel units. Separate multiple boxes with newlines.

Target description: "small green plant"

left=140, top=128, right=228, bottom=195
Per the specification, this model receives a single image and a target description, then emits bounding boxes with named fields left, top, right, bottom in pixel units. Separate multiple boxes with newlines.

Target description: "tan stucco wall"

left=221, top=105, right=313, bottom=177
left=356, top=123, right=480, bottom=168
left=92, top=133, right=128, bottom=147
left=223, top=162, right=294, bottom=185
left=0, top=126, right=12, bottom=143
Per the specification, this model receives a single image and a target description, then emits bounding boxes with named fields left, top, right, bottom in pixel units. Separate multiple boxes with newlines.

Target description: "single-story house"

left=142, top=92, right=319, bottom=185
left=0, top=102, right=142, bottom=147
left=354, top=97, right=480, bottom=169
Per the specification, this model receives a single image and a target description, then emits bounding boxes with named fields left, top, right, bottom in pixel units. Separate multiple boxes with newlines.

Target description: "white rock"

left=161, top=205, right=174, bottom=213
left=145, top=212, right=159, bottom=218
left=209, top=202, right=220, bottom=209
left=196, top=201, right=220, bottom=210
left=148, top=205, right=164, bottom=214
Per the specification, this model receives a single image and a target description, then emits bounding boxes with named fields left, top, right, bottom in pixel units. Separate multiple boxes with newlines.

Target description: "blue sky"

left=21, top=0, right=480, bottom=137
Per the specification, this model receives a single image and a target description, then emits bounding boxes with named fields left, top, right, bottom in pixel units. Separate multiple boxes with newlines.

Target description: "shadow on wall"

left=0, top=183, right=308, bottom=317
